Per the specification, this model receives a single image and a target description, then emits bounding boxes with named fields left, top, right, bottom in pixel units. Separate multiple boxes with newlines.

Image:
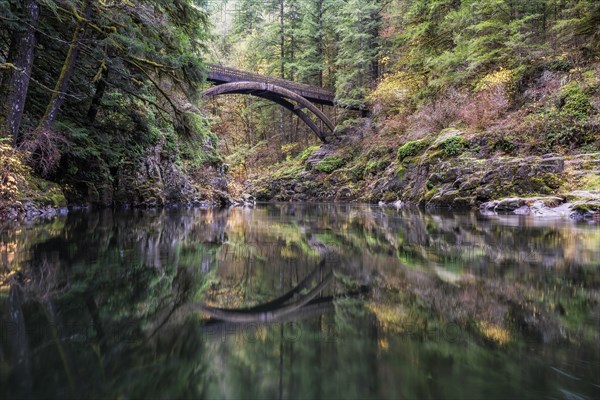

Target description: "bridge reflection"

left=189, top=259, right=367, bottom=324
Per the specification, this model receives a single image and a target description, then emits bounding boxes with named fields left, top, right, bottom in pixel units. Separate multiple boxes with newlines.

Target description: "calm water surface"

left=1, top=203, right=599, bottom=399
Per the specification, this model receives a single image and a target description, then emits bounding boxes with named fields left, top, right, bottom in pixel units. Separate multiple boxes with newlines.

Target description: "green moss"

left=542, top=173, right=562, bottom=190
left=25, top=177, right=67, bottom=207
left=572, top=203, right=600, bottom=213
left=422, top=188, right=438, bottom=202
left=364, top=157, right=391, bottom=175
left=350, top=164, right=365, bottom=180
left=560, top=83, right=592, bottom=120
left=438, top=136, right=468, bottom=157
left=397, top=139, right=428, bottom=161
left=278, top=164, right=304, bottom=178
left=395, top=165, right=406, bottom=179
left=510, top=177, right=552, bottom=196
left=315, top=156, right=345, bottom=173
left=298, top=145, right=320, bottom=162
left=580, top=174, right=600, bottom=190
left=315, top=232, right=344, bottom=246
left=48, top=189, right=67, bottom=207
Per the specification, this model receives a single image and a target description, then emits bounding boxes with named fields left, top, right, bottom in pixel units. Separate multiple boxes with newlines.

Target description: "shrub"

left=368, top=71, right=422, bottom=114
left=460, top=68, right=515, bottom=130
left=438, top=136, right=468, bottom=156
left=546, top=59, right=571, bottom=72
left=408, top=89, right=466, bottom=136
left=560, top=84, right=592, bottom=120
left=1, top=139, right=27, bottom=201
left=315, top=156, right=345, bottom=173
left=350, top=164, right=365, bottom=180
left=19, top=128, right=69, bottom=177
left=539, top=84, right=596, bottom=149
left=493, top=138, right=515, bottom=154
left=475, top=68, right=517, bottom=94
left=460, top=87, right=510, bottom=130
left=397, top=139, right=428, bottom=161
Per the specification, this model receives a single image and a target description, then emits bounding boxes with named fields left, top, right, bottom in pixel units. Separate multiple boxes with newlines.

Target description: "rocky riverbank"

left=0, top=140, right=239, bottom=225
left=247, top=128, right=600, bottom=222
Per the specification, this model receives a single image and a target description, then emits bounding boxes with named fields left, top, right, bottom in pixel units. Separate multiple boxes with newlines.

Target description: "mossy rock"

left=422, top=188, right=439, bottom=202
left=349, top=164, right=365, bottom=180
left=572, top=202, right=600, bottom=213
left=397, top=139, right=428, bottom=162
left=298, top=145, right=320, bottom=162
left=437, top=136, right=468, bottom=157
left=315, top=156, right=345, bottom=173
left=382, top=191, right=397, bottom=203
left=364, top=157, right=391, bottom=176
left=26, top=177, right=67, bottom=207
left=542, top=173, right=563, bottom=190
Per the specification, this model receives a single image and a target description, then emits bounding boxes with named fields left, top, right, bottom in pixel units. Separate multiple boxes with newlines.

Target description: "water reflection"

left=1, top=204, right=599, bottom=399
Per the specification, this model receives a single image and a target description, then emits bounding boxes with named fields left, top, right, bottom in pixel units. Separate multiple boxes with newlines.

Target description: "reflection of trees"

left=1, top=204, right=599, bottom=399
left=205, top=204, right=600, bottom=349
left=0, top=208, right=227, bottom=398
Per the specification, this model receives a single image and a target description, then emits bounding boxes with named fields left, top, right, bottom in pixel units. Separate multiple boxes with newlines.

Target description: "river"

left=1, top=203, right=599, bottom=399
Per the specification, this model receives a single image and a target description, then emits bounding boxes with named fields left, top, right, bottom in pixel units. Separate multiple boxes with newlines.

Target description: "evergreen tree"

left=333, top=0, right=382, bottom=109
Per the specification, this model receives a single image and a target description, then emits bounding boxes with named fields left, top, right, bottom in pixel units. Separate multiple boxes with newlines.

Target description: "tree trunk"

left=318, top=0, right=324, bottom=87
left=37, top=0, right=93, bottom=131
left=248, top=96, right=254, bottom=147
left=0, top=0, right=40, bottom=144
left=280, top=0, right=285, bottom=79
left=6, top=285, right=32, bottom=398
left=279, top=0, right=285, bottom=143
left=86, top=64, right=108, bottom=124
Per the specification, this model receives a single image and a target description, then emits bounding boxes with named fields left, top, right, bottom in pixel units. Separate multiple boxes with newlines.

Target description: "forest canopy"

left=1, top=0, right=599, bottom=207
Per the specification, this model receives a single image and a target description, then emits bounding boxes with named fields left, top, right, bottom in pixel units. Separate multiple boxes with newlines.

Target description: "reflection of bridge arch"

left=202, top=82, right=335, bottom=143
left=193, top=272, right=334, bottom=323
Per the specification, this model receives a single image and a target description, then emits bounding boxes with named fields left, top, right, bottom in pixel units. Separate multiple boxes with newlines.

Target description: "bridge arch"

left=202, top=81, right=335, bottom=143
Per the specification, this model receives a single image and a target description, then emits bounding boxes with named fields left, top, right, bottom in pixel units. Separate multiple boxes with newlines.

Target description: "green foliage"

left=364, top=157, right=391, bottom=176
left=533, top=83, right=597, bottom=149
left=493, top=138, right=516, bottom=154
left=0, top=0, right=218, bottom=203
left=546, top=59, right=572, bottom=72
left=560, top=84, right=592, bottom=120
left=397, top=139, right=428, bottom=161
left=298, top=145, right=320, bottom=162
left=333, top=0, right=382, bottom=109
left=350, top=164, right=366, bottom=180
left=0, top=138, right=28, bottom=200
left=438, top=136, right=468, bottom=157
left=384, top=0, right=600, bottom=101
left=542, top=112, right=595, bottom=149
left=368, top=71, right=421, bottom=113
left=315, top=155, right=345, bottom=173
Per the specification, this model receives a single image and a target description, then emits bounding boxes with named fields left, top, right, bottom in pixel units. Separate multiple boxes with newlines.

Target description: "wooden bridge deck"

left=207, top=64, right=335, bottom=106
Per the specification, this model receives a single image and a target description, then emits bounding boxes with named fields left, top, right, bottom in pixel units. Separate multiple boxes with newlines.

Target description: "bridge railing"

left=207, top=64, right=334, bottom=100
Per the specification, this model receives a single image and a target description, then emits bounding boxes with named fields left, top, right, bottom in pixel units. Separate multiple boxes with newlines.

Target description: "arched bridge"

left=203, top=64, right=339, bottom=143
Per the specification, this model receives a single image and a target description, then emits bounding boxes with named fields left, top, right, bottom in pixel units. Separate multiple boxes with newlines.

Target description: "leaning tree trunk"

left=86, top=63, right=108, bottom=124
left=37, top=0, right=93, bottom=131
left=0, top=0, right=40, bottom=144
